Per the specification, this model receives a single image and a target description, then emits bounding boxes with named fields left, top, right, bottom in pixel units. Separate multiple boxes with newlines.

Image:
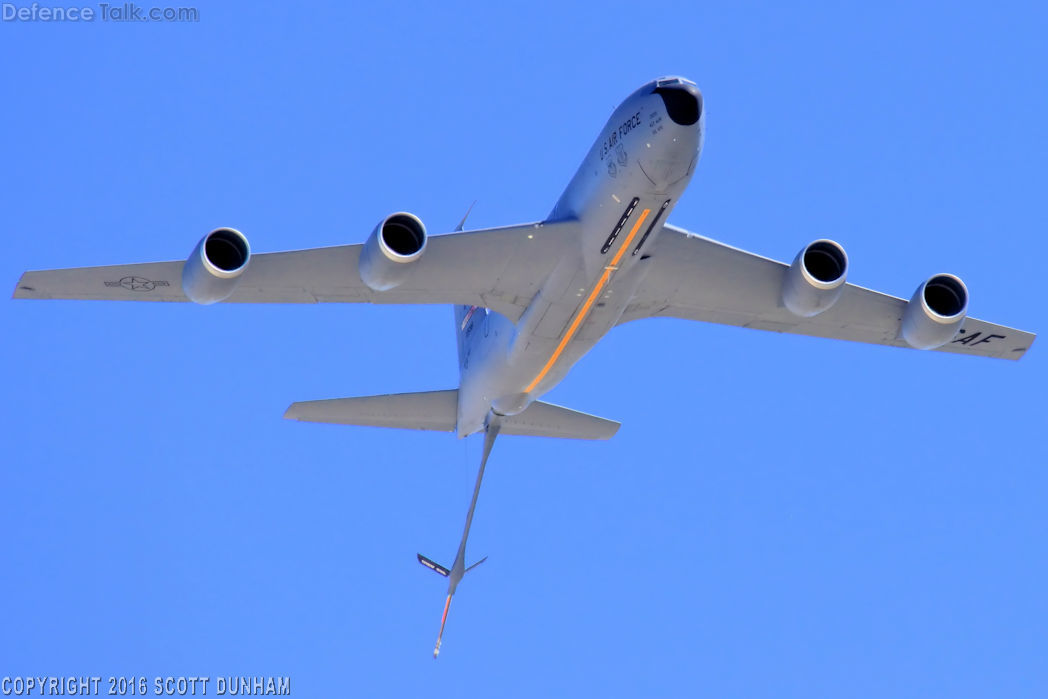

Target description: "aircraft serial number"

left=600, top=112, right=642, bottom=160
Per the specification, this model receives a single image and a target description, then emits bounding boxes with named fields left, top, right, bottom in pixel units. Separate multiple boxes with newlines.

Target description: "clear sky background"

left=2, top=2, right=1046, bottom=696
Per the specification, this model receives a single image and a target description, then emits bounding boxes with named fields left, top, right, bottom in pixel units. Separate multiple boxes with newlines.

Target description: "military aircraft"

left=13, top=77, right=1035, bottom=657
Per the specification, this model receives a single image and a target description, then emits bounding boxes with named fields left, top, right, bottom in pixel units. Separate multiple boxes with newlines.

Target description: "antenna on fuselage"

left=453, top=201, right=477, bottom=232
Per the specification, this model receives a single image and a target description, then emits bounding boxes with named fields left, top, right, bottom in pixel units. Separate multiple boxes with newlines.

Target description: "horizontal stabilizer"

left=418, top=554, right=450, bottom=577
left=285, top=390, right=619, bottom=440
left=284, top=390, right=458, bottom=432
left=502, top=401, right=619, bottom=440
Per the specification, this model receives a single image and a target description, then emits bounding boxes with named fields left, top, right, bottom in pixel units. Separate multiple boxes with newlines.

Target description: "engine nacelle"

left=782, top=239, right=848, bottom=317
left=901, top=273, right=968, bottom=349
left=358, top=212, right=427, bottom=291
left=181, top=227, right=251, bottom=305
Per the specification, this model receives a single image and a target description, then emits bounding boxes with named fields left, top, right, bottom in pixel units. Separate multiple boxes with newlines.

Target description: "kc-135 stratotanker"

left=14, top=77, right=1035, bottom=657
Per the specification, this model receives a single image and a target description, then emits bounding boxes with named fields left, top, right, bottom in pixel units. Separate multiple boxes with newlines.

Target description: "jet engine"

left=181, top=227, right=251, bottom=305
left=901, top=273, right=968, bottom=349
left=781, top=239, right=848, bottom=317
left=359, top=212, right=427, bottom=291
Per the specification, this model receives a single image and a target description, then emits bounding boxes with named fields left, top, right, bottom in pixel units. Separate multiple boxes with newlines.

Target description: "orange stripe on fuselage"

left=522, top=207, right=651, bottom=394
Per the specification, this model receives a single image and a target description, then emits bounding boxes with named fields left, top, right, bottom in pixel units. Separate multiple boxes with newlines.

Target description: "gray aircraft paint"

left=456, top=78, right=703, bottom=435
left=13, top=76, right=1034, bottom=657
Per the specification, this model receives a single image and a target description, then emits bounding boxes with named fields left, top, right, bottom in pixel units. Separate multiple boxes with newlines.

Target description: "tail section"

left=283, top=390, right=458, bottom=432
left=286, top=391, right=619, bottom=440
left=501, top=401, right=620, bottom=440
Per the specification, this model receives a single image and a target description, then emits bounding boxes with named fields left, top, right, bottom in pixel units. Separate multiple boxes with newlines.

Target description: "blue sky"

left=2, top=1, right=1045, bottom=696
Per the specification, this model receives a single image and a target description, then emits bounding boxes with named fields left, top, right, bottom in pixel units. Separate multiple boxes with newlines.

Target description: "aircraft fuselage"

left=456, top=77, right=705, bottom=435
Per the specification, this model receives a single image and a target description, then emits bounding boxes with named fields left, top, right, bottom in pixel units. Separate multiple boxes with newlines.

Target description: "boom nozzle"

left=433, top=594, right=452, bottom=659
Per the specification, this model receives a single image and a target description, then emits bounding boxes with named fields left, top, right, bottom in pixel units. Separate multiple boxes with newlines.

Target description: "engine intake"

left=901, top=273, right=968, bottom=349
left=359, top=212, right=427, bottom=291
left=782, top=239, right=848, bottom=317
left=182, top=227, right=251, bottom=305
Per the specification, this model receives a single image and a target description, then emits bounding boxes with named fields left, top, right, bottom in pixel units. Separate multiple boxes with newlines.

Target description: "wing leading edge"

left=13, top=220, right=577, bottom=323
left=620, top=224, right=1034, bottom=360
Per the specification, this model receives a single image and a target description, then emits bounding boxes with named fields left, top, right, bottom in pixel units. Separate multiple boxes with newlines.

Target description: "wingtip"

left=12, top=273, right=36, bottom=299
left=589, top=419, right=621, bottom=440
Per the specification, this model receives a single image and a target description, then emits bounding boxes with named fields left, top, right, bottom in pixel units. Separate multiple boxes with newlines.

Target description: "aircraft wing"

left=12, top=220, right=574, bottom=323
left=619, top=224, right=1035, bottom=360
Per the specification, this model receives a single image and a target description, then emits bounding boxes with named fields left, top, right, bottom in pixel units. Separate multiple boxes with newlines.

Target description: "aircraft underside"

left=13, top=76, right=1034, bottom=657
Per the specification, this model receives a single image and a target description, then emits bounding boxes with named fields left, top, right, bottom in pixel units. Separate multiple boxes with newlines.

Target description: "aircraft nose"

left=653, top=80, right=703, bottom=126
